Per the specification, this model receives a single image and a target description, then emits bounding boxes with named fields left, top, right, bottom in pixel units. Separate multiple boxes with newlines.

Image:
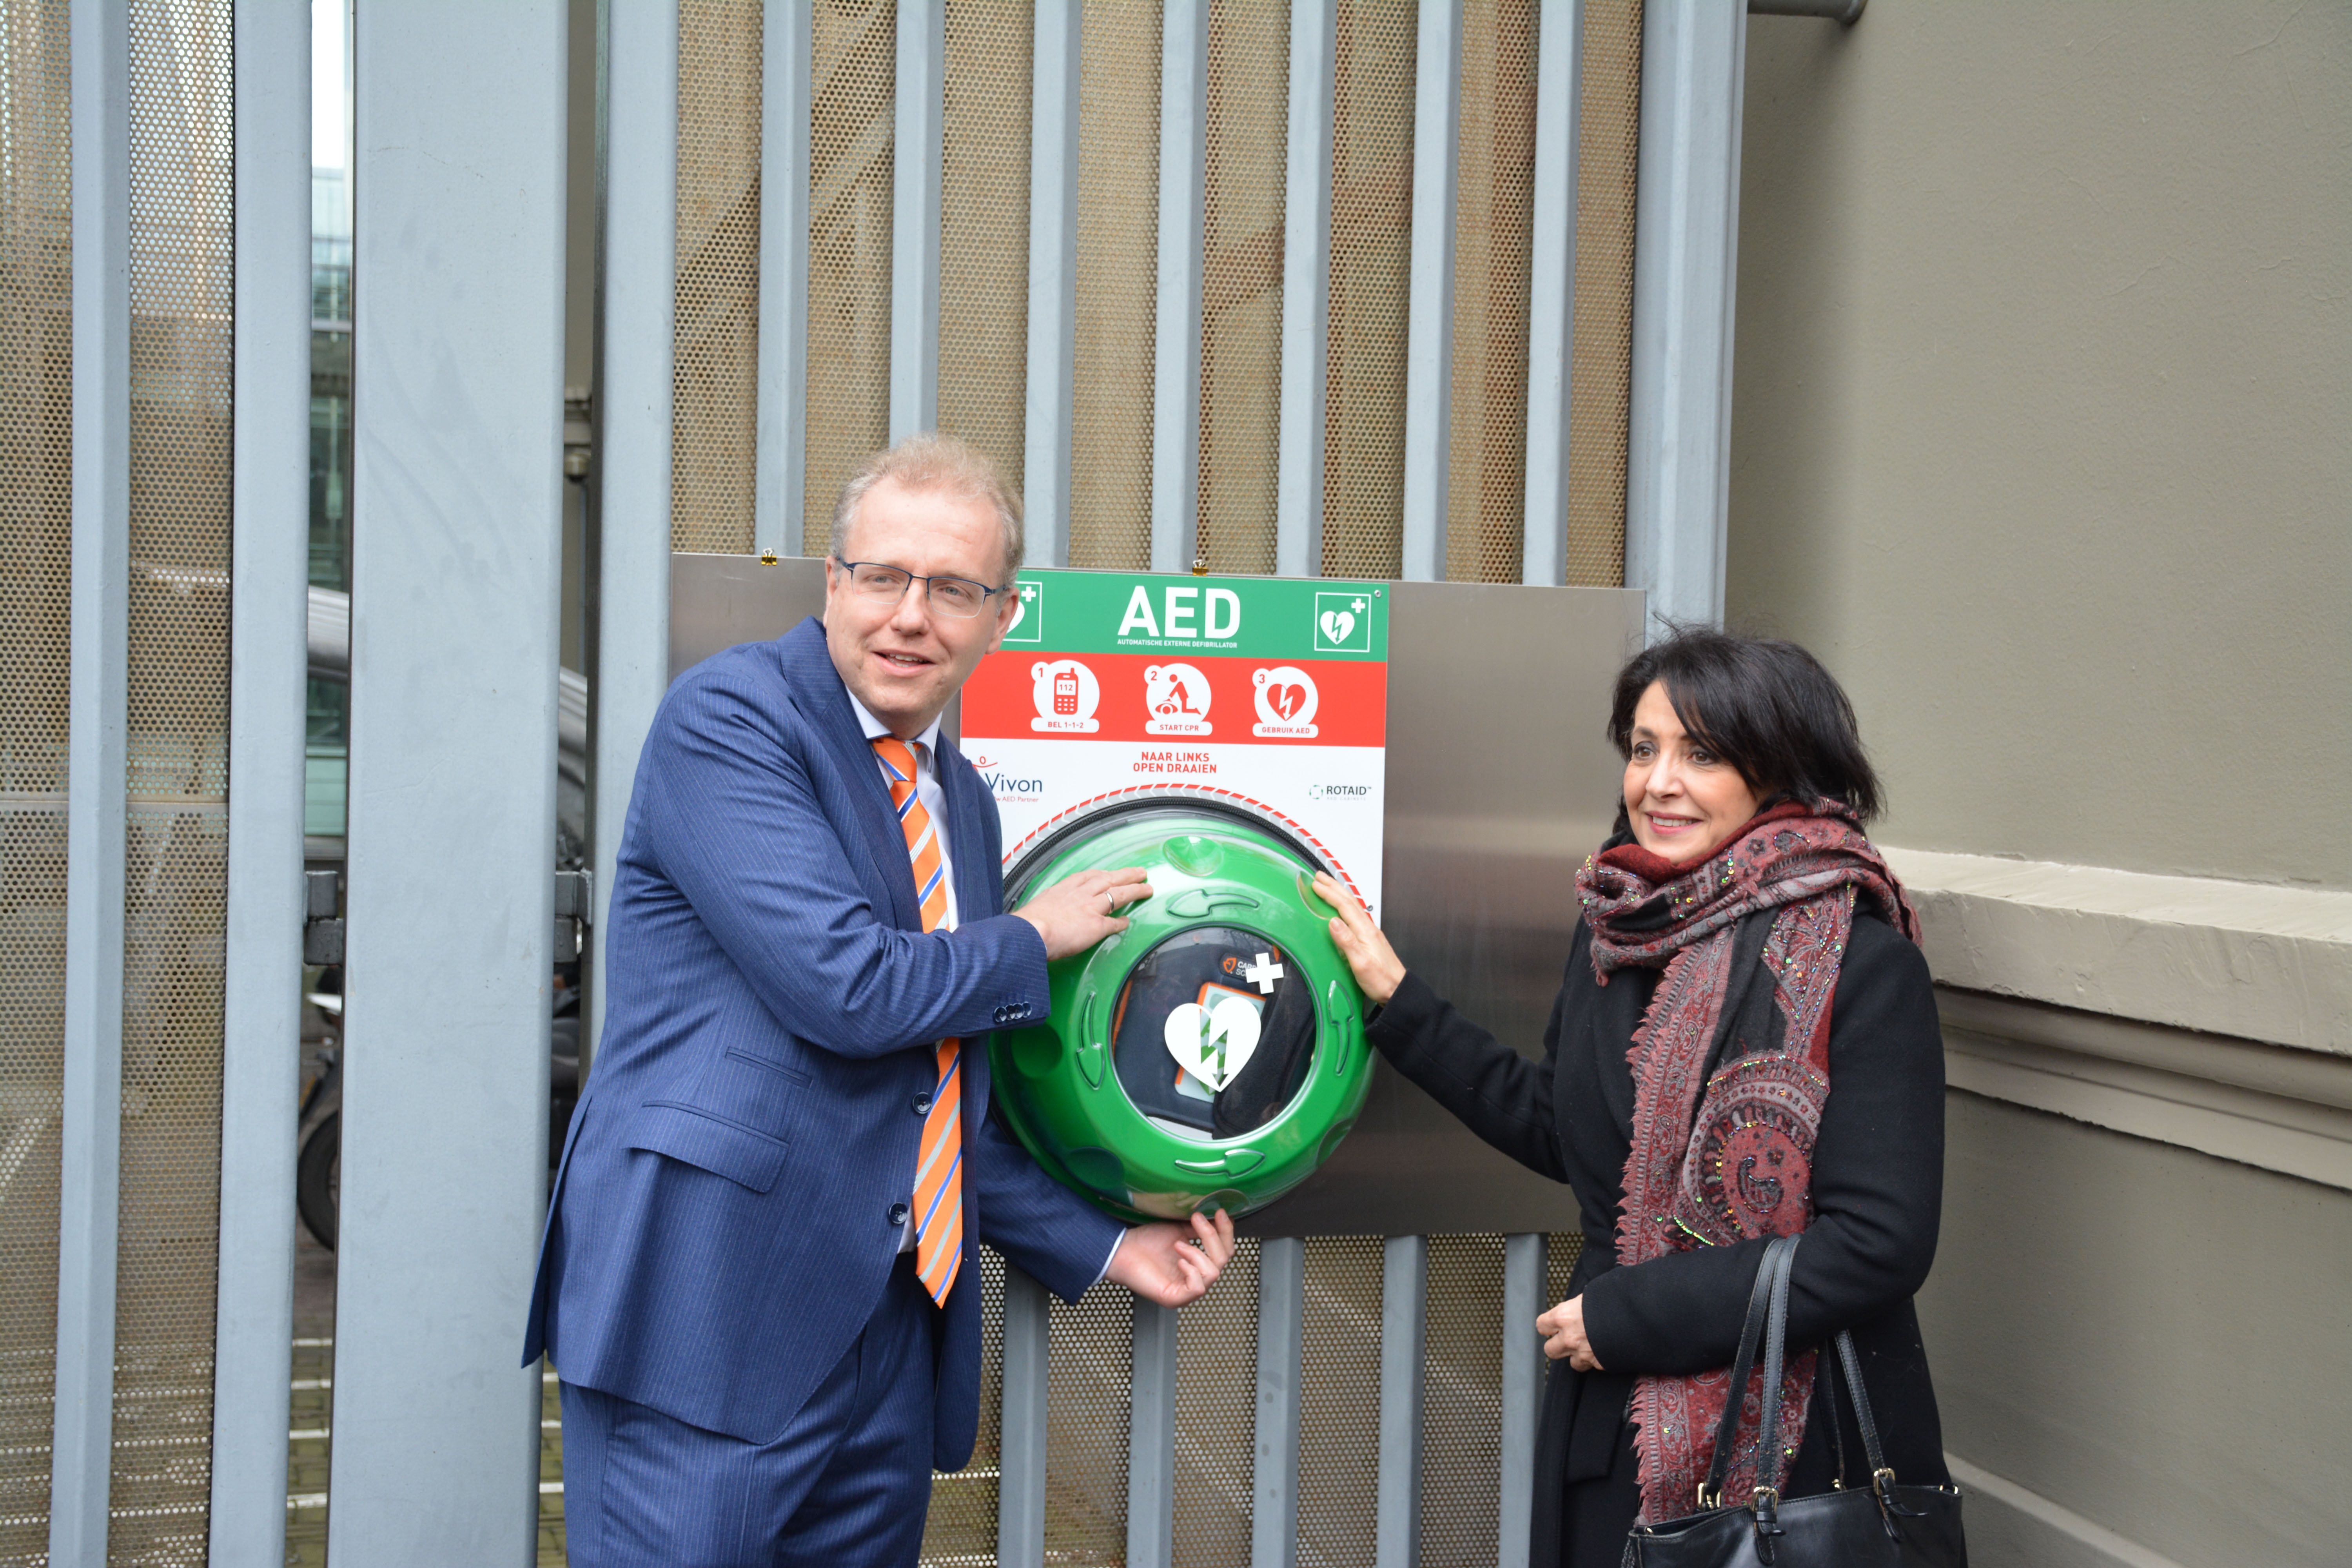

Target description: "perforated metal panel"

left=1171, top=1235, right=1257, bottom=1567
left=674, top=0, right=763, bottom=555
left=1045, top=1275, right=1131, bottom=1564
left=116, top=1, right=235, bottom=1557
left=1067, top=0, right=1159, bottom=572
left=1195, top=0, right=1287, bottom=576
left=283, top=1318, right=330, bottom=1564
left=921, top=1247, right=1007, bottom=1564
left=0, top=2, right=72, bottom=1554
left=1444, top=0, right=1537, bottom=584
left=936, top=0, right=1031, bottom=501
left=1318, top=0, right=1414, bottom=581
left=540, top=1359, right=567, bottom=1565
left=1296, top=1234, right=1381, bottom=1567
left=1417, top=1234, right=1506, bottom=1567
left=804, top=0, right=898, bottom=558
left=1566, top=0, right=1639, bottom=588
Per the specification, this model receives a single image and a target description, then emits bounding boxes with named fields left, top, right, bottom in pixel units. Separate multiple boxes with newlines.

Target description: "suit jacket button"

left=992, top=1006, right=1011, bottom=1024
left=888, top=1203, right=909, bottom=1227
left=912, top=1093, right=933, bottom=1116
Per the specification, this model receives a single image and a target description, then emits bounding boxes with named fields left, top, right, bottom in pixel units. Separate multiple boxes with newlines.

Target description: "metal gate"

left=643, top=17, right=1649, bottom=1552
left=0, top=0, right=1779, bottom=1557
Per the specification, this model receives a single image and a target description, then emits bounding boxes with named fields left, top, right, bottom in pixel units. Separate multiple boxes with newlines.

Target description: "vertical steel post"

left=997, top=1266, right=1053, bottom=1568
left=1274, top=0, right=1337, bottom=579
left=1127, top=1298, right=1180, bottom=1568
left=891, top=0, right=946, bottom=440
left=591, top=0, right=677, bottom=1062
left=1023, top=0, right=1083, bottom=568
left=1399, top=0, right=1463, bottom=584
left=1375, top=1234, right=1429, bottom=1568
left=209, top=2, right=311, bottom=1557
left=1626, top=0, right=1745, bottom=629
left=757, top=0, right=813, bottom=559
left=1498, top=1232, right=1549, bottom=1568
left=1521, top=0, right=1586, bottom=586
left=329, top=0, right=568, bottom=1559
left=1149, top=0, right=1209, bottom=573
left=1252, top=1235, right=1306, bottom=1568
left=51, top=2, right=131, bottom=1558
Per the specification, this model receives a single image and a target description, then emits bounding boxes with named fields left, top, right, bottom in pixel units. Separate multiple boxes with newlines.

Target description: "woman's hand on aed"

left=1013, top=866, right=1154, bottom=960
left=1106, top=1209, right=1238, bottom=1308
left=1536, top=1294, right=1603, bottom=1371
left=1312, top=872, right=1405, bottom=1006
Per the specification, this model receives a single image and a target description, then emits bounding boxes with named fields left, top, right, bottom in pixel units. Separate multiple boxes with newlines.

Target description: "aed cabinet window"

left=1110, top=925, right=1317, bottom=1141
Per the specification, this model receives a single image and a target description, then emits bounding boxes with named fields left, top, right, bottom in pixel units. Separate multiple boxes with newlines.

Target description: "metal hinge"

left=303, top=868, right=345, bottom=965
left=563, top=385, right=593, bottom=479
left=304, top=868, right=594, bottom=965
left=554, top=867, right=594, bottom=961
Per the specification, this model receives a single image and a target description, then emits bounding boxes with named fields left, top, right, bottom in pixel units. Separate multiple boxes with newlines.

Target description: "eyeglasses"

left=830, top=559, right=1007, bottom=620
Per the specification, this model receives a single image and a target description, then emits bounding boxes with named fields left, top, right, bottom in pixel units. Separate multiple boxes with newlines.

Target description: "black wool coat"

left=1366, top=909, right=1952, bottom=1568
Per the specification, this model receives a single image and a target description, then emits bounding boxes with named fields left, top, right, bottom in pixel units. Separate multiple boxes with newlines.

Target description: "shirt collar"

left=844, top=690, right=943, bottom=761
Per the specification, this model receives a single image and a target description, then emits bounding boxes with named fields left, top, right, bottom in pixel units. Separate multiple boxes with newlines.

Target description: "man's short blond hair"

left=831, top=433, right=1025, bottom=587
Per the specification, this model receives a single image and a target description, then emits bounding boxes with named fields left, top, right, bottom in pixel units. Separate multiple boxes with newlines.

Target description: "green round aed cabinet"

left=991, top=799, right=1371, bottom=1222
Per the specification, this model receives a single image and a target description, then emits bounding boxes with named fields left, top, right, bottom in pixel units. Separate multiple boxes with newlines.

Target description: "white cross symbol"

left=1020, top=583, right=1037, bottom=602
left=1242, top=952, right=1285, bottom=994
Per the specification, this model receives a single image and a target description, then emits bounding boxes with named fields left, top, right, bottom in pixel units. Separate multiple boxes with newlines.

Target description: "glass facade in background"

left=308, top=164, right=352, bottom=839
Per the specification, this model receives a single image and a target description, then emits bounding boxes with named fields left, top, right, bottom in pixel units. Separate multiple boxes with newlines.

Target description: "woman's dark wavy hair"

left=1607, top=626, right=1883, bottom=833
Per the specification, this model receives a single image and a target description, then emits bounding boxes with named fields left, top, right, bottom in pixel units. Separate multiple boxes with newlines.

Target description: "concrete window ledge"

left=1879, top=846, right=2352, bottom=1189
left=1937, top=987, right=2352, bottom=1191
left=1883, top=846, right=2352, bottom=1054
left=1946, top=1453, right=2193, bottom=1568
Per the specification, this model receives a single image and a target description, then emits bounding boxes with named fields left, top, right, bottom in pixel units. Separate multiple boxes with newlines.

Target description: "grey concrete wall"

left=1728, top=0, right=2351, bottom=891
left=1919, top=1093, right=2350, bottom=1566
left=1729, top=7, right=2352, bottom=1563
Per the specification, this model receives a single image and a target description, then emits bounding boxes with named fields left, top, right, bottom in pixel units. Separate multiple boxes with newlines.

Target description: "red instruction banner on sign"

left=961, top=652, right=1388, bottom=749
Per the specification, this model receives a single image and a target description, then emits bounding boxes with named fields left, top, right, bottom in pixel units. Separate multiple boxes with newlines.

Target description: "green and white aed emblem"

left=1162, top=995, right=1260, bottom=1093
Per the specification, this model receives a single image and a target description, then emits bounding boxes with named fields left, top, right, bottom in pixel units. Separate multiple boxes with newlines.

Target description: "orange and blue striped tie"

left=873, top=737, right=962, bottom=1305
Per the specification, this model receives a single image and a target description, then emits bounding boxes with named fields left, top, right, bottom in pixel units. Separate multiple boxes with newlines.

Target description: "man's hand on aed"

left=1105, top=1209, right=1238, bottom=1308
left=1012, top=866, right=1154, bottom=960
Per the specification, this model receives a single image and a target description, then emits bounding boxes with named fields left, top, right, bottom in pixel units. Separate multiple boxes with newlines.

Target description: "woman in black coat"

left=1314, top=630, right=1954, bottom=1567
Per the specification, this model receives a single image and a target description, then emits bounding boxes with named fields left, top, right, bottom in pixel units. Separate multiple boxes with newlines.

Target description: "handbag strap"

left=1750, top=1234, right=1800, bottom=1501
left=1833, top=1328, right=1924, bottom=1512
left=1698, top=1233, right=1800, bottom=1508
left=1738, top=1239, right=1804, bottom=1564
left=1826, top=1341, right=1852, bottom=1489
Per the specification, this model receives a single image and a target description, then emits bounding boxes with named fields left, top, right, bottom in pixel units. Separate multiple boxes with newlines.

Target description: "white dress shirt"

left=847, top=691, right=1125, bottom=1283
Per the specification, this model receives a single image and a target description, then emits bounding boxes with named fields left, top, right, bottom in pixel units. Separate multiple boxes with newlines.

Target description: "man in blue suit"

left=525, top=435, right=1236, bottom=1565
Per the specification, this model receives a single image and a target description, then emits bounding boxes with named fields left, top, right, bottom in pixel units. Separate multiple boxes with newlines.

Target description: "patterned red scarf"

left=1574, top=802, right=1919, bottom=1523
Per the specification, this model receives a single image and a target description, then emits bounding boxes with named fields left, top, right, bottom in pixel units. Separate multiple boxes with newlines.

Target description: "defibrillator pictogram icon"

left=1251, top=665, right=1320, bottom=738
left=1162, top=995, right=1262, bottom=1093
left=1002, top=579, right=1044, bottom=644
left=1312, top=591, right=1374, bottom=653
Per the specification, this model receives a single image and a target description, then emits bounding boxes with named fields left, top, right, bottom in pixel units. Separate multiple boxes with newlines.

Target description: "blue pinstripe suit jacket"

left=523, top=617, right=1123, bottom=1466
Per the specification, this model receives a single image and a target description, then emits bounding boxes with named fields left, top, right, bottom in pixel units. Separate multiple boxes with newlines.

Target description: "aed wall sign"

left=963, top=569, right=1390, bottom=915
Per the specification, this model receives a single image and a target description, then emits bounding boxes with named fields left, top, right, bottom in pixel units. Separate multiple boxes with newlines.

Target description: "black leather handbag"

left=1626, top=1234, right=1967, bottom=1568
